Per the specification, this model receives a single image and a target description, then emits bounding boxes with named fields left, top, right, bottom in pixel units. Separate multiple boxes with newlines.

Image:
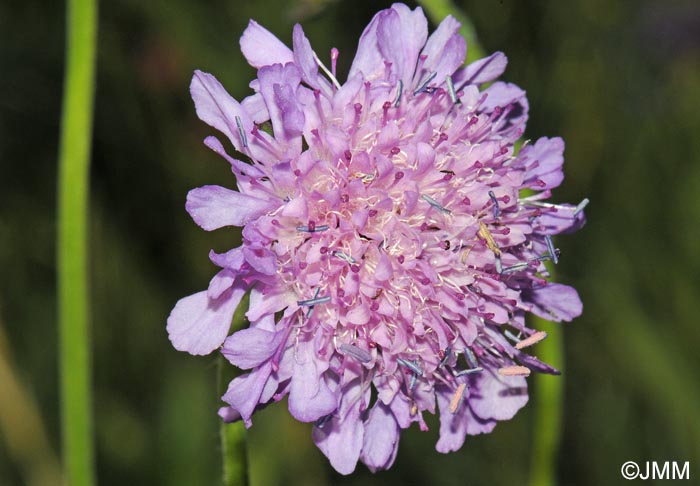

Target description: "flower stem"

left=218, top=356, right=249, bottom=486
left=529, top=316, right=564, bottom=486
left=417, top=0, right=486, bottom=62
left=57, top=0, right=98, bottom=483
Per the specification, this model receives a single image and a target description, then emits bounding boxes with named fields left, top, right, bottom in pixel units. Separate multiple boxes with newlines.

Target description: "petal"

left=222, top=327, right=286, bottom=369
left=207, top=268, right=237, bottom=299
left=453, top=51, right=508, bottom=88
left=469, top=370, right=529, bottom=421
left=435, top=385, right=468, bottom=453
left=190, top=70, right=249, bottom=151
left=222, top=361, right=273, bottom=426
left=241, top=246, right=277, bottom=275
left=518, top=137, right=565, bottom=189
left=288, top=340, right=337, bottom=422
left=209, top=247, right=245, bottom=270
left=292, top=24, right=323, bottom=90
left=256, top=63, right=305, bottom=146
left=360, top=402, right=399, bottom=472
left=218, top=406, right=241, bottom=423
left=377, top=5, right=428, bottom=84
left=239, top=20, right=293, bottom=69
left=535, top=205, right=587, bottom=235
left=167, top=284, right=246, bottom=355
left=524, top=283, right=583, bottom=322
left=374, top=254, right=393, bottom=281
left=419, top=15, right=466, bottom=84
left=186, top=185, right=277, bottom=230
left=203, top=136, right=264, bottom=178
left=312, top=384, right=366, bottom=475
left=348, top=10, right=386, bottom=81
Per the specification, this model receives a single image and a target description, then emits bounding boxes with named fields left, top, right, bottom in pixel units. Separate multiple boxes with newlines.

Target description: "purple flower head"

left=168, top=3, right=586, bottom=474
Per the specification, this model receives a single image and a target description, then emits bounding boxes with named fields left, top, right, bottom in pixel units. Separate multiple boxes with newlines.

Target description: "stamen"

left=305, top=287, right=321, bottom=318
left=439, top=347, right=452, bottom=368
left=504, top=329, right=522, bottom=343
left=235, top=116, right=247, bottom=148
left=454, top=367, right=483, bottom=376
left=393, top=80, right=404, bottom=107
left=332, top=250, right=357, bottom=264
left=409, top=373, right=418, bottom=391
left=574, top=197, right=589, bottom=215
left=488, top=190, right=501, bottom=218
left=421, top=194, right=452, bottom=214
left=297, top=295, right=331, bottom=306
left=413, top=71, right=437, bottom=95
left=501, top=262, right=529, bottom=274
left=445, top=75, right=458, bottom=104
left=544, top=235, right=558, bottom=264
left=339, top=343, right=372, bottom=363
left=464, top=347, right=478, bottom=369
left=495, top=255, right=503, bottom=274
left=514, top=331, right=548, bottom=349
left=315, top=414, right=332, bottom=429
left=449, top=383, right=467, bottom=413
left=313, top=51, right=341, bottom=89
left=498, top=365, right=531, bottom=377
left=478, top=222, right=501, bottom=256
left=296, top=224, right=330, bottom=233
left=397, top=358, right=423, bottom=376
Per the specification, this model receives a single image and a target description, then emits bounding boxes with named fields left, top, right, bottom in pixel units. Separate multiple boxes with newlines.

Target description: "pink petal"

left=167, top=284, right=246, bottom=355
left=186, top=185, right=277, bottom=230
left=239, top=20, right=293, bottom=69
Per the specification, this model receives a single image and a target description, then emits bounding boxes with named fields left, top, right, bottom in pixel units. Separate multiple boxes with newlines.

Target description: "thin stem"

left=57, top=0, right=98, bottom=483
left=417, top=0, right=486, bottom=62
left=528, top=316, right=564, bottom=486
left=218, top=356, right=249, bottom=486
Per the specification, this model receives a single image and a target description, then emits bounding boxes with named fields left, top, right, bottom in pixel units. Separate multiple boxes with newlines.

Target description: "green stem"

left=57, top=0, right=98, bottom=484
left=528, top=316, right=564, bottom=486
left=417, top=0, right=486, bottom=62
left=218, top=356, right=249, bottom=486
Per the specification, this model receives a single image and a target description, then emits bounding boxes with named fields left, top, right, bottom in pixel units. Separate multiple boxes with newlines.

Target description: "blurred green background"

left=1, top=0, right=699, bottom=485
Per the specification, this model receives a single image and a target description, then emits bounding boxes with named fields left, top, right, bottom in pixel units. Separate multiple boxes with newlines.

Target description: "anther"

left=495, top=255, right=503, bottom=274
left=393, top=80, right=404, bottom=107
left=398, top=255, right=405, bottom=264
left=454, top=367, right=483, bottom=376
left=297, top=295, right=331, bottom=306
left=449, top=383, right=467, bottom=413
left=296, top=224, right=329, bottom=233
left=344, top=150, right=352, bottom=161
left=369, top=209, right=378, bottom=217
left=413, top=71, right=437, bottom=95
left=397, top=358, right=423, bottom=376
left=235, top=116, right=247, bottom=148
left=504, top=329, right=522, bottom=343
left=339, top=343, right=372, bottom=363
left=446, top=74, right=459, bottom=104
left=514, top=331, right=548, bottom=349
left=501, top=262, right=529, bottom=274
left=439, top=347, right=452, bottom=368
left=498, top=365, right=531, bottom=377
left=315, top=414, right=333, bottom=429
left=332, top=251, right=357, bottom=264
left=421, top=194, right=452, bottom=214
left=478, top=222, right=501, bottom=256
left=394, top=171, right=404, bottom=180
left=464, top=348, right=478, bottom=369
left=574, top=198, right=589, bottom=216
left=544, top=235, right=558, bottom=264
left=488, top=190, right=501, bottom=218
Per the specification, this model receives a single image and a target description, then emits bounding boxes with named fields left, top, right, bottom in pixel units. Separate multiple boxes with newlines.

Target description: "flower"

left=167, top=2, right=586, bottom=474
